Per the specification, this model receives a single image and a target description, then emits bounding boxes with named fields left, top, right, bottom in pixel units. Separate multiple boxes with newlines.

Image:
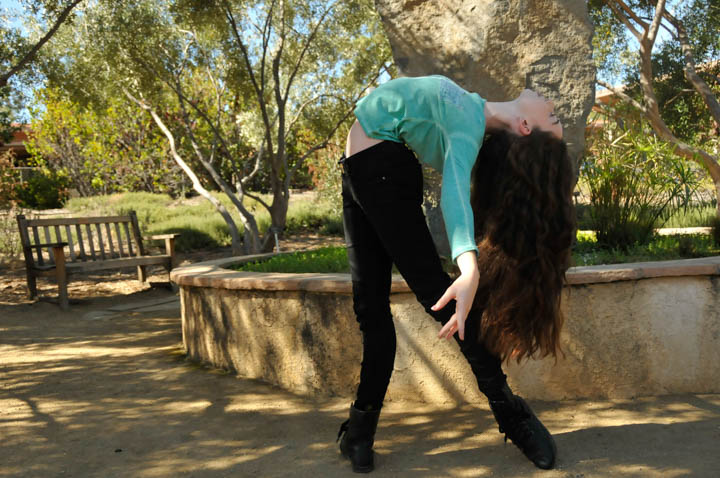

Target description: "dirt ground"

left=2, top=239, right=720, bottom=478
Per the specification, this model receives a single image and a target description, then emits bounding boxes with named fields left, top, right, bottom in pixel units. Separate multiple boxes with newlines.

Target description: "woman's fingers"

left=438, top=315, right=457, bottom=339
left=456, top=313, right=466, bottom=341
left=431, top=286, right=455, bottom=312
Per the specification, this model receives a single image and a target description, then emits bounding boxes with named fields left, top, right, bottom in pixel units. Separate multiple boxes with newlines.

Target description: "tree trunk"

left=125, top=91, right=245, bottom=255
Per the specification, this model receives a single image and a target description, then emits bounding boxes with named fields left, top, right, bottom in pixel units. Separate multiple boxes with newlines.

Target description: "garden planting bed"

left=171, top=253, right=720, bottom=403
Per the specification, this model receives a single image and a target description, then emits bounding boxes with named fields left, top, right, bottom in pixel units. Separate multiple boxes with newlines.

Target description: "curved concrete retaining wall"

left=171, top=255, right=720, bottom=402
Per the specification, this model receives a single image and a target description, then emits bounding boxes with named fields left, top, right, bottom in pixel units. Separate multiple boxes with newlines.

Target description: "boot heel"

left=488, top=384, right=556, bottom=469
left=338, top=403, right=381, bottom=473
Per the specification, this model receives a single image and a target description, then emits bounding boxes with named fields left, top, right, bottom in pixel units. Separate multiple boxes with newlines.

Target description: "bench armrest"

left=146, top=234, right=181, bottom=241
left=26, top=242, right=68, bottom=249
left=144, top=234, right=178, bottom=267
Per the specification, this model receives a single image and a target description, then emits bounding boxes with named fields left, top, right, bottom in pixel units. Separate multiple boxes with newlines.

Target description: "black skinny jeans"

left=341, top=140, right=506, bottom=409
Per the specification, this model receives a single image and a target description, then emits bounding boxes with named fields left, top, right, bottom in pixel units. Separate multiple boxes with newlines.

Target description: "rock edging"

left=170, top=254, right=720, bottom=291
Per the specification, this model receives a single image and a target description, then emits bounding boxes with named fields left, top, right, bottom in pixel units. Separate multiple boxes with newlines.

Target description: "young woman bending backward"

left=336, top=75, right=576, bottom=472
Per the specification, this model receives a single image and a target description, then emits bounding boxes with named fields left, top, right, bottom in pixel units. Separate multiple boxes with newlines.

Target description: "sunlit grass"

left=234, top=247, right=349, bottom=273
left=232, top=231, right=720, bottom=273
left=573, top=232, right=719, bottom=266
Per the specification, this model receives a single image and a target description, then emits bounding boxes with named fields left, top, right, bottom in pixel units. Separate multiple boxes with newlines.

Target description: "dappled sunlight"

left=1, top=291, right=719, bottom=477
left=545, top=396, right=720, bottom=435
left=604, top=464, right=691, bottom=477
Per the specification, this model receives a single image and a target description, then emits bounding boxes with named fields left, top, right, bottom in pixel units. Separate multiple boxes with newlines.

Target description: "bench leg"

left=162, top=263, right=178, bottom=293
left=52, top=246, right=69, bottom=311
left=137, top=265, right=148, bottom=283
left=25, top=271, right=38, bottom=299
left=57, top=277, right=69, bottom=311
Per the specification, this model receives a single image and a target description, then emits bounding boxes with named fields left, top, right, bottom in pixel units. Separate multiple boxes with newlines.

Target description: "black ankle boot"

left=488, top=384, right=556, bottom=469
left=337, top=403, right=381, bottom=473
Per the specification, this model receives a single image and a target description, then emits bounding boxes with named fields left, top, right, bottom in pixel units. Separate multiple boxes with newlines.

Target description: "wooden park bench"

left=16, top=211, right=178, bottom=310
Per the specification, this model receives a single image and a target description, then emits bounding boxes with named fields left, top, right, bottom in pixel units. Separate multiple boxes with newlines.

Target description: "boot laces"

left=498, top=398, right=534, bottom=444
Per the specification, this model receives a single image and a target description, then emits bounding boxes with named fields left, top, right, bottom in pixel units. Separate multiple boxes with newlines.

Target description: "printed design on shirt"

left=439, top=78, right=466, bottom=111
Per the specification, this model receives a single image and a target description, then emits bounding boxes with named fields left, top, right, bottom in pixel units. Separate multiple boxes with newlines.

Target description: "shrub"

left=0, top=150, right=18, bottom=208
left=581, top=120, right=702, bottom=250
left=677, top=235, right=699, bottom=257
left=15, top=168, right=70, bottom=209
left=710, top=215, right=720, bottom=247
left=306, top=143, right=343, bottom=219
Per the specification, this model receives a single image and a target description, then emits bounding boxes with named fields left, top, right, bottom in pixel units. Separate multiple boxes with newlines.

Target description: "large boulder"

left=374, top=0, right=596, bottom=256
left=374, top=0, right=596, bottom=159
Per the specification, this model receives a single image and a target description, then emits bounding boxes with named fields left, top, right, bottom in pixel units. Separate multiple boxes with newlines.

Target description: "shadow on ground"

left=1, top=286, right=719, bottom=478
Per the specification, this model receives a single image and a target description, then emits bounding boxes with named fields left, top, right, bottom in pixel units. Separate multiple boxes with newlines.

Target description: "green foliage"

left=278, top=192, right=343, bottom=236
left=0, top=150, right=19, bottom=207
left=588, top=0, right=633, bottom=84
left=710, top=215, right=720, bottom=247
left=26, top=88, right=186, bottom=197
left=306, top=142, right=343, bottom=220
left=0, top=87, right=17, bottom=143
left=663, top=202, right=717, bottom=227
left=573, top=232, right=719, bottom=266
left=30, top=0, right=391, bottom=252
left=15, top=167, right=69, bottom=209
left=235, top=246, right=350, bottom=273
left=580, top=118, right=703, bottom=250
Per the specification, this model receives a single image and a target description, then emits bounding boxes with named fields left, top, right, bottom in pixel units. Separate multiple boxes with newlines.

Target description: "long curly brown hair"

left=471, top=129, right=576, bottom=363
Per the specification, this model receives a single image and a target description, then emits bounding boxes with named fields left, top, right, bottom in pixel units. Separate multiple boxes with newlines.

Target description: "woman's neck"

left=484, top=100, right=519, bottom=133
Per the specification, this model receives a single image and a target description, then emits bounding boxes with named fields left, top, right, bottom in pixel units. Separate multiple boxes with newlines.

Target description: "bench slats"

left=32, top=227, right=43, bottom=265
left=105, top=223, right=115, bottom=258
left=85, top=223, right=96, bottom=261
left=65, top=224, right=77, bottom=262
left=114, top=222, right=125, bottom=257
left=95, top=223, right=106, bottom=260
left=129, top=211, right=145, bottom=256
left=75, top=224, right=86, bottom=261
left=123, top=222, right=134, bottom=256
left=43, top=226, right=54, bottom=265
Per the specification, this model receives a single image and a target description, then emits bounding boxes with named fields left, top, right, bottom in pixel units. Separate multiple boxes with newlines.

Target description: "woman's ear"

left=518, top=119, right=532, bottom=136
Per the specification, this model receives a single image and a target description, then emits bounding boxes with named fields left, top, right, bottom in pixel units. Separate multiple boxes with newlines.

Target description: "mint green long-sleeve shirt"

left=353, top=75, right=487, bottom=261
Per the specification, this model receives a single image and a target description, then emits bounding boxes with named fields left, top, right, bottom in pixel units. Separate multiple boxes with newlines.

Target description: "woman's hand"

left=433, top=251, right=479, bottom=341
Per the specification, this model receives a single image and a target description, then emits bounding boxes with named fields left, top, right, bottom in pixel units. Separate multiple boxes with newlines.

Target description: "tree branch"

left=604, top=0, right=643, bottom=41
left=131, top=52, right=236, bottom=168
left=124, top=88, right=245, bottom=254
left=282, top=0, right=340, bottom=101
left=243, top=190, right=272, bottom=212
left=258, top=0, right=276, bottom=107
left=241, top=141, right=265, bottom=188
left=285, top=93, right=349, bottom=137
left=285, top=60, right=391, bottom=187
left=596, top=80, right=648, bottom=114
left=663, top=11, right=720, bottom=127
left=0, top=0, right=83, bottom=87
left=646, top=0, right=666, bottom=46
left=222, top=0, right=274, bottom=156
left=611, top=0, right=647, bottom=28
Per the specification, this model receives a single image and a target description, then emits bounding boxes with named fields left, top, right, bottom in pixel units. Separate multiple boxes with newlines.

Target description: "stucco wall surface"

left=174, top=256, right=720, bottom=403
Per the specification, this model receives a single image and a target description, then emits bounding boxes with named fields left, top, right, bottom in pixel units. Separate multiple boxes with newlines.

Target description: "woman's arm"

left=433, top=250, right=479, bottom=341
